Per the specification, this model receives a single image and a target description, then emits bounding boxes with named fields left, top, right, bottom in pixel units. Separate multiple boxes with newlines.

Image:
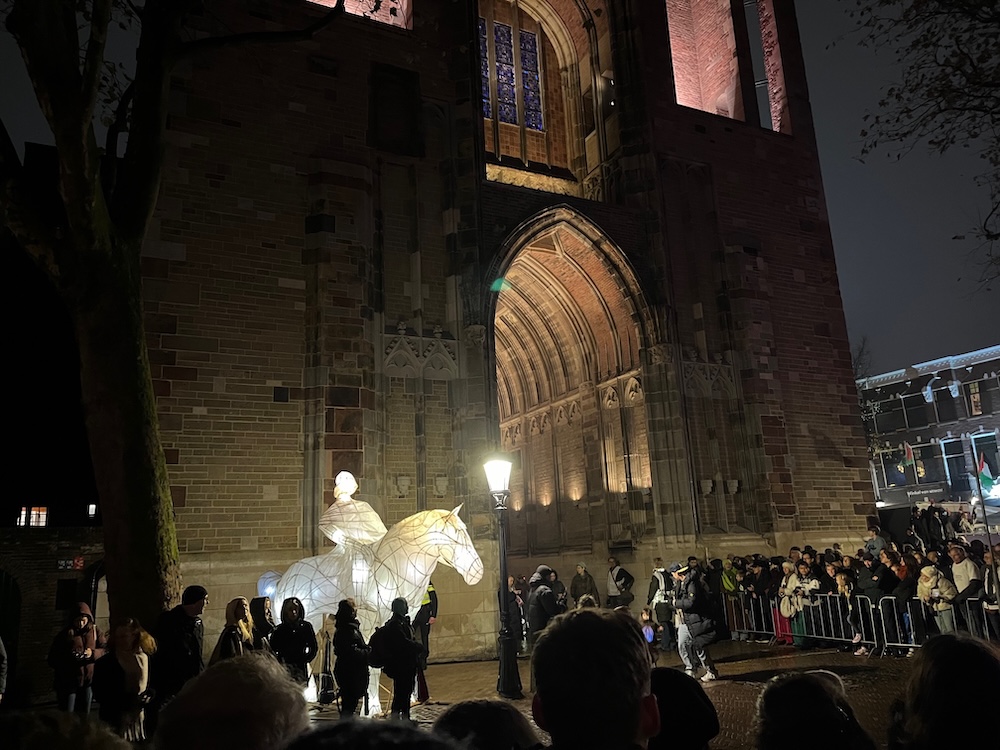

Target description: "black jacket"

left=527, top=565, right=562, bottom=634
left=381, top=613, right=424, bottom=679
left=675, top=570, right=717, bottom=648
left=151, top=605, right=204, bottom=700
left=332, top=617, right=369, bottom=695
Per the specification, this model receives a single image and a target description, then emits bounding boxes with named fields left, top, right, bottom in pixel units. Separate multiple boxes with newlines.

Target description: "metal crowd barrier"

left=719, top=590, right=998, bottom=653
left=720, top=592, right=878, bottom=649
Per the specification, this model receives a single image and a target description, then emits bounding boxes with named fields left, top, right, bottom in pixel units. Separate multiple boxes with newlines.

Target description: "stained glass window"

left=520, top=31, right=543, bottom=131
left=494, top=23, right=518, bottom=124
left=478, top=18, right=491, bottom=118
left=479, top=16, right=545, bottom=132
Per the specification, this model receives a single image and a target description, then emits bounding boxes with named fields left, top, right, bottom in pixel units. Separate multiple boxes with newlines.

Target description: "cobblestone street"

left=311, top=641, right=911, bottom=748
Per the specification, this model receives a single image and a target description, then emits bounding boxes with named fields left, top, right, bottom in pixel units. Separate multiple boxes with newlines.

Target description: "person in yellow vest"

left=412, top=582, right=438, bottom=703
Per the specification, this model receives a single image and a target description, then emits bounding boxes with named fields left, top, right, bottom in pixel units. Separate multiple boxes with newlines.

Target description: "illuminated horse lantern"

left=259, top=471, right=484, bottom=712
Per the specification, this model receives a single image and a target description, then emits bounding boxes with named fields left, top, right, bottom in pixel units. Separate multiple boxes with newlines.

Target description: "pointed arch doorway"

left=489, top=206, right=678, bottom=556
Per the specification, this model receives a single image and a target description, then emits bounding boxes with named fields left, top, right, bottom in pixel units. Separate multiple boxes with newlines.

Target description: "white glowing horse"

left=259, top=485, right=483, bottom=713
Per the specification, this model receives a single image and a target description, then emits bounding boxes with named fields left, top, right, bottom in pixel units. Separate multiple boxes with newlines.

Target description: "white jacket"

left=917, top=566, right=958, bottom=612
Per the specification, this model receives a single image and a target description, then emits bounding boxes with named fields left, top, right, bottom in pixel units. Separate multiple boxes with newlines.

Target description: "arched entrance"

left=488, top=206, right=666, bottom=556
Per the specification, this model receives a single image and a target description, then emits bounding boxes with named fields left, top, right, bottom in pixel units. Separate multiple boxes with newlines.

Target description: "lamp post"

left=484, top=455, right=523, bottom=699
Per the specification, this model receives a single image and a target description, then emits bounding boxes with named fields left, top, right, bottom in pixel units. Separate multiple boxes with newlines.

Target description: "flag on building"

left=903, top=442, right=915, bottom=466
left=979, top=453, right=995, bottom=493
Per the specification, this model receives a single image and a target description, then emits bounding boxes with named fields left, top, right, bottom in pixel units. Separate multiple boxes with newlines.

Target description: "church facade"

left=143, top=0, right=872, bottom=659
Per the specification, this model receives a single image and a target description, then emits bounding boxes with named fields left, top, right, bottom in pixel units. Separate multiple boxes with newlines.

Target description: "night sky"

left=794, top=2, right=999, bottom=372
left=1, top=2, right=998, bottom=519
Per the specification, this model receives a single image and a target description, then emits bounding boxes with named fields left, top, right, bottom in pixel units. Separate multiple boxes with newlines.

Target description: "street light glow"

left=484, top=457, right=512, bottom=493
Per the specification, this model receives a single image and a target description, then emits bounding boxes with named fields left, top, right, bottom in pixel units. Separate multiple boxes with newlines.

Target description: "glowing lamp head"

left=483, top=456, right=513, bottom=493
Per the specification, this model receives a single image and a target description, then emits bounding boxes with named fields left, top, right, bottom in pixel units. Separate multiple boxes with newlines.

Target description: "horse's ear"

left=450, top=504, right=464, bottom=517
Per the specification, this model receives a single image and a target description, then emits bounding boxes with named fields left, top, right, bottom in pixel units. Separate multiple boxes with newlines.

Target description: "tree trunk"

left=71, top=238, right=181, bottom=629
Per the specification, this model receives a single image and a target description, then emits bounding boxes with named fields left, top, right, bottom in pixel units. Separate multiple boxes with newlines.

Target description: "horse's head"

left=431, top=505, right=484, bottom=585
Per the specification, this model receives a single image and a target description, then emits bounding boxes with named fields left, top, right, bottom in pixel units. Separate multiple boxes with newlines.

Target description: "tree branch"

left=82, top=0, right=114, bottom=132
left=177, top=0, right=346, bottom=60
left=102, top=81, right=135, bottom=202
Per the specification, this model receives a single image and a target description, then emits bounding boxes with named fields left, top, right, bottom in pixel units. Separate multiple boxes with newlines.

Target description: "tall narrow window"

left=479, top=17, right=546, bottom=132
left=520, top=31, right=543, bottom=131
left=479, top=18, right=491, bottom=118
left=495, top=23, right=518, bottom=124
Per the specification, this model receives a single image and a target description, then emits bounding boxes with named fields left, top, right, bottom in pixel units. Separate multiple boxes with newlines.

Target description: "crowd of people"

left=3, top=502, right=998, bottom=748
left=37, top=585, right=320, bottom=743
left=3, top=605, right=997, bottom=750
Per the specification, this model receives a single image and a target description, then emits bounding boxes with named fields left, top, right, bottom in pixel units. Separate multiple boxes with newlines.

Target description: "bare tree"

left=848, top=0, right=1000, bottom=288
left=0, top=0, right=382, bottom=627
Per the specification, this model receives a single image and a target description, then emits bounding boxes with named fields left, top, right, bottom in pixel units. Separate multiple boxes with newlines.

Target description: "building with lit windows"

left=857, top=345, right=1000, bottom=509
left=4, top=0, right=875, bottom=693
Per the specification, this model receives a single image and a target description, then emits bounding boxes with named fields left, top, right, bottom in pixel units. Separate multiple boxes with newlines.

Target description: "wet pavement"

left=310, top=641, right=911, bottom=748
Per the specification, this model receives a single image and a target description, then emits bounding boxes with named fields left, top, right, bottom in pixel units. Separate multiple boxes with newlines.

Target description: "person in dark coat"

left=249, top=596, right=275, bottom=651
left=148, top=585, right=207, bottom=734
left=332, top=598, right=369, bottom=717
left=48, top=601, right=107, bottom=714
left=569, top=563, right=600, bottom=607
left=411, top=582, right=437, bottom=702
left=673, top=564, right=718, bottom=683
left=209, top=597, right=256, bottom=665
left=549, top=569, right=568, bottom=611
left=270, top=597, right=319, bottom=685
left=381, top=597, right=425, bottom=722
left=526, top=565, right=562, bottom=650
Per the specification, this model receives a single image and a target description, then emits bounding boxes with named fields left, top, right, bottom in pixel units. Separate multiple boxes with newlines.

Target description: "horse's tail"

left=258, top=569, right=282, bottom=599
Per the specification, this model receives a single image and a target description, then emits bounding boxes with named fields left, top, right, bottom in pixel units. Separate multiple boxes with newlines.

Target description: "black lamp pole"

left=494, top=488, right=523, bottom=699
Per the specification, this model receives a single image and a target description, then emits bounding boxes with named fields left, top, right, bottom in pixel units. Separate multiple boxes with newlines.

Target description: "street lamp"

left=484, top=454, right=523, bottom=699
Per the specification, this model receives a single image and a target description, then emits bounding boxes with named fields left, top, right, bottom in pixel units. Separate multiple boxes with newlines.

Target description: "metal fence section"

left=716, top=590, right=998, bottom=654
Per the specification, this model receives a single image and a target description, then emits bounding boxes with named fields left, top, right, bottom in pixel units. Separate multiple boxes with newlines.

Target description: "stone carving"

left=464, top=324, right=486, bottom=351
left=647, top=344, right=672, bottom=365
left=682, top=361, right=737, bottom=399
left=260, top=471, right=483, bottom=714
left=383, top=329, right=458, bottom=380
left=603, top=386, right=620, bottom=409
left=625, top=377, right=643, bottom=404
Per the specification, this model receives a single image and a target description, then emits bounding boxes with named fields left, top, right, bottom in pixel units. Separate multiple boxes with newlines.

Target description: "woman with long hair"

left=92, top=618, right=157, bottom=741
left=210, top=597, right=255, bottom=665
left=332, top=598, right=369, bottom=716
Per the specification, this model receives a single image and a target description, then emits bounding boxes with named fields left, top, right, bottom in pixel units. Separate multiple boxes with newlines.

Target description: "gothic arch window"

left=479, top=19, right=543, bottom=131
left=478, top=1, right=570, bottom=173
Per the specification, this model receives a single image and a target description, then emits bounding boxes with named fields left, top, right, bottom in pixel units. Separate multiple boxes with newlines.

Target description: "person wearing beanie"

left=380, top=597, right=425, bottom=722
left=149, top=584, right=208, bottom=731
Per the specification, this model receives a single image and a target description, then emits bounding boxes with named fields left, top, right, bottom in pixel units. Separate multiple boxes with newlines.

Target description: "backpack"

left=367, top=625, right=389, bottom=669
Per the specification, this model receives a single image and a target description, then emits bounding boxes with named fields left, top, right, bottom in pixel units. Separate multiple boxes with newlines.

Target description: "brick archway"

left=488, top=205, right=663, bottom=555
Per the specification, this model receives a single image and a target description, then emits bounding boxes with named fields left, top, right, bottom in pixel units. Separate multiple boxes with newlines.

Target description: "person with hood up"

left=380, top=597, right=425, bottom=722
left=249, top=597, right=275, bottom=651
left=672, top=564, right=718, bottom=683
left=48, top=602, right=106, bottom=714
left=332, top=598, right=369, bottom=717
left=526, top=565, right=563, bottom=650
left=917, top=565, right=958, bottom=634
left=210, top=596, right=256, bottom=665
left=570, top=563, right=600, bottom=607
left=270, top=596, right=319, bottom=685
